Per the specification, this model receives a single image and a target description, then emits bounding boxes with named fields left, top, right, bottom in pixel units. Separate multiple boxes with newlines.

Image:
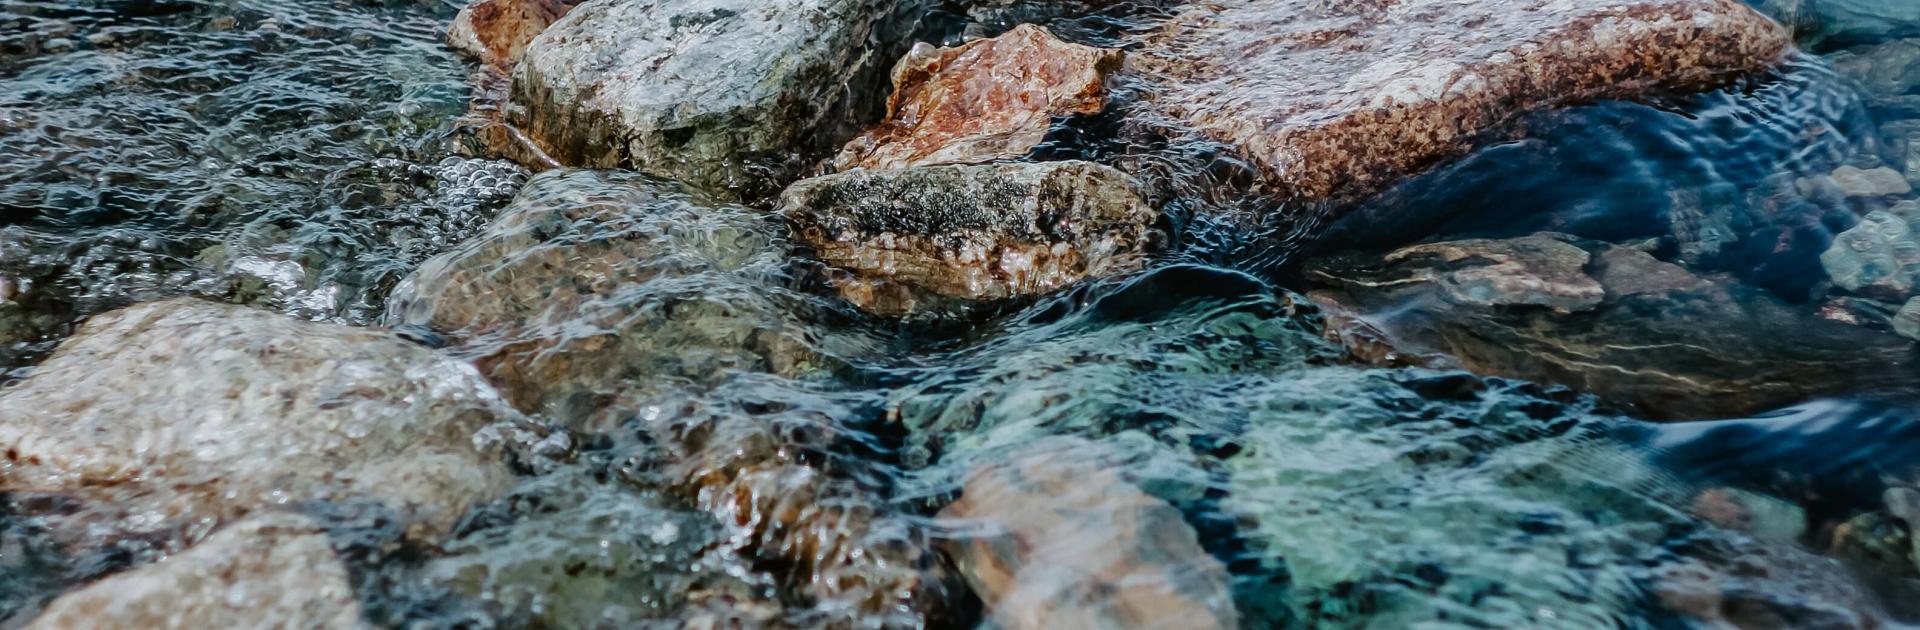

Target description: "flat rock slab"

left=833, top=24, right=1122, bottom=171
left=780, top=161, right=1158, bottom=314
left=1131, top=0, right=1789, bottom=204
left=27, top=512, right=361, bottom=630
left=448, top=0, right=581, bottom=70
left=509, top=0, right=908, bottom=196
left=0, top=298, right=520, bottom=542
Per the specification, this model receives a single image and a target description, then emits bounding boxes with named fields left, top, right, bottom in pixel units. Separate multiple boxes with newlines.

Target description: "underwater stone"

left=508, top=0, right=912, bottom=197
left=447, top=0, right=581, bottom=70
left=1379, top=234, right=1605, bottom=314
left=0, top=298, right=520, bottom=543
left=833, top=24, right=1122, bottom=171
left=780, top=161, right=1159, bottom=314
left=1129, top=0, right=1790, bottom=204
left=1828, top=38, right=1920, bottom=98
left=1827, top=165, right=1914, bottom=198
left=27, top=512, right=360, bottom=629
left=1820, top=209, right=1920, bottom=301
left=939, top=438, right=1238, bottom=630
left=1749, top=0, right=1920, bottom=46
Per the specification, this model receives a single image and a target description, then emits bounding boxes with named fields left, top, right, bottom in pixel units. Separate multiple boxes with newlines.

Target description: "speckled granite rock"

left=448, top=0, right=580, bottom=70
left=779, top=161, right=1159, bottom=314
left=388, top=169, right=833, bottom=430
left=1129, top=0, right=1790, bottom=204
left=0, top=299, right=520, bottom=542
left=939, top=439, right=1238, bottom=630
left=508, top=0, right=912, bottom=197
left=27, top=512, right=361, bottom=630
left=833, top=24, right=1121, bottom=171
left=1308, top=234, right=1916, bottom=419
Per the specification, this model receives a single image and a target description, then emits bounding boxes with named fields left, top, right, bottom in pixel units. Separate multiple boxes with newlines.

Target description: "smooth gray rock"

left=508, top=0, right=914, bottom=198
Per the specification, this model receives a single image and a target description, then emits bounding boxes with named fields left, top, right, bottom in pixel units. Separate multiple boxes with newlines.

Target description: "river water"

left=4, top=0, right=1920, bottom=628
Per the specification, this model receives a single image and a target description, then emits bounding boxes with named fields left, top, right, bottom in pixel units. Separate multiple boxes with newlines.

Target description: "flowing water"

left=4, top=0, right=1920, bottom=628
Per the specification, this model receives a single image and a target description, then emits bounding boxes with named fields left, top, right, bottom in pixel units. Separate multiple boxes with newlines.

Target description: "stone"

left=0, top=298, right=520, bottom=543
left=1829, top=165, right=1914, bottom=198
left=1820, top=210, right=1920, bottom=301
left=508, top=0, right=911, bottom=197
left=939, top=438, right=1238, bottom=630
left=447, top=0, right=580, bottom=70
left=833, top=24, right=1122, bottom=171
left=1828, top=38, right=1920, bottom=98
left=779, top=161, right=1160, bottom=314
left=26, top=512, right=361, bottom=629
left=1749, top=0, right=1920, bottom=47
left=1895, top=296, right=1920, bottom=341
left=388, top=169, right=833, bottom=430
left=1381, top=234, right=1605, bottom=313
left=1128, top=0, right=1789, bottom=204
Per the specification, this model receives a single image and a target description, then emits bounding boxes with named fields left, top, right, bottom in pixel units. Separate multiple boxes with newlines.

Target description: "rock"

left=0, top=298, right=520, bottom=542
left=1820, top=210, right=1920, bottom=301
left=1128, top=0, right=1789, bottom=204
left=1750, top=0, right=1920, bottom=47
left=388, top=169, right=833, bottom=430
left=833, top=24, right=1122, bottom=171
left=1829, top=165, right=1915, bottom=198
left=508, top=0, right=912, bottom=197
left=779, top=161, right=1160, bottom=314
left=1829, top=38, right=1920, bottom=97
left=1887, top=120, right=1920, bottom=189
left=447, top=0, right=580, bottom=70
left=939, top=438, right=1238, bottom=630
left=1894, top=297, right=1920, bottom=340
left=961, top=0, right=1112, bottom=38
left=1307, top=234, right=1918, bottom=419
left=27, top=512, right=361, bottom=629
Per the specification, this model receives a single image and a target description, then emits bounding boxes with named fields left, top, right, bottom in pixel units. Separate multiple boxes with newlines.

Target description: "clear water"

left=3, top=0, right=1920, bottom=628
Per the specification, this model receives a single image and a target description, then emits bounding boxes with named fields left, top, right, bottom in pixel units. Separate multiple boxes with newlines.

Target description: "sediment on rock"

left=1128, top=0, right=1791, bottom=206
left=447, top=0, right=581, bottom=70
left=779, top=161, right=1160, bottom=315
left=833, top=23, right=1122, bottom=171
left=0, top=298, right=524, bottom=545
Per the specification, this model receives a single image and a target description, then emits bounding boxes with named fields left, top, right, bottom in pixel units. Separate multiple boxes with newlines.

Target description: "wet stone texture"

left=27, top=512, right=361, bottom=629
left=508, top=0, right=915, bottom=197
left=447, top=0, right=581, bottom=70
left=0, top=298, right=523, bottom=545
left=1128, top=0, right=1791, bottom=205
left=780, top=161, right=1160, bottom=315
left=1307, top=233, right=1919, bottom=420
left=833, top=23, right=1122, bottom=171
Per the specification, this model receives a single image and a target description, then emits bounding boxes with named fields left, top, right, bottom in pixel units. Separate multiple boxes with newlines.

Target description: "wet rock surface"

left=0, top=298, right=521, bottom=543
left=780, top=161, right=1160, bottom=314
left=508, top=0, right=914, bottom=196
left=833, top=23, right=1121, bottom=171
left=26, top=512, right=361, bottom=630
left=1128, top=0, right=1790, bottom=204
left=1308, top=233, right=1918, bottom=419
left=447, top=0, right=580, bottom=70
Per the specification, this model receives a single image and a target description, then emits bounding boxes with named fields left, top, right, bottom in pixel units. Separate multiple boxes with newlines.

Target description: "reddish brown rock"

left=939, top=439, right=1238, bottom=630
left=833, top=24, right=1122, bottom=171
left=1130, top=0, right=1790, bottom=204
left=447, top=0, right=580, bottom=70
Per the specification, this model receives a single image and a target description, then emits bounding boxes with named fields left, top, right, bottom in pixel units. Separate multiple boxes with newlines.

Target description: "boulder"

left=1128, top=0, right=1789, bottom=204
left=388, top=169, right=835, bottom=430
left=447, top=0, right=581, bottom=70
left=939, top=439, right=1238, bottom=630
left=1750, top=0, right=1920, bottom=47
left=1827, top=165, right=1914, bottom=198
left=1829, top=38, right=1920, bottom=98
left=779, top=161, right=1160, bottom=314
left=1307, top=234, right=1917, bottom=419
left=27, top=512, right=361, bottom=629
left=0, top=298, right=520, bottom=542
left=1821, top=208, right=1920, bottom=301
left=833, top=24, right=1122, bottom=171
left=508, top=0, right=912, bottom=197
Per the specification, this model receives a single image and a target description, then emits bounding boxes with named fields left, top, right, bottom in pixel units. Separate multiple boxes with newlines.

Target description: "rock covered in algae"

left=387, top=169, right=846, bottom=430
left=447, top=0, right=581, bottom=70
left=939, top=438, right=1238, bottom=630
left=0, top=298, right=521, bottom=543
left=779, top=161, right=1160, bottom=314
left=27, top=512, right=361, bottom=629
left=833, top=24, right=1123, bottom=171
left=1307, top=233, right=1918, bottom=419
left=1128, top=0, right=1790, bottom=203
left=508, top=0, right=914, bottom=196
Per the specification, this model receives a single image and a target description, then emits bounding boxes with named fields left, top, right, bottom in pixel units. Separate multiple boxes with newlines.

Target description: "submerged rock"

left=1129, top=0, right=1789, bottom=204
left=0, top=298, right=520, bottom=542
left=1308, top=234, right=1917, bottom=419
left=780, top=161, right=1160, bottom=314
left=1821, top=207, right=1920, bottom=301
left=833, top=24, right=1122, bottom=171
left=27, top=512, right=360, bottom=629
left=1750, top=0, right=1920, bottom=47
left=508, top=0, right=912, bottom=196
left=447, top=0, right=581, bottom=70
left=940, top=438, right=1238, bottom=630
